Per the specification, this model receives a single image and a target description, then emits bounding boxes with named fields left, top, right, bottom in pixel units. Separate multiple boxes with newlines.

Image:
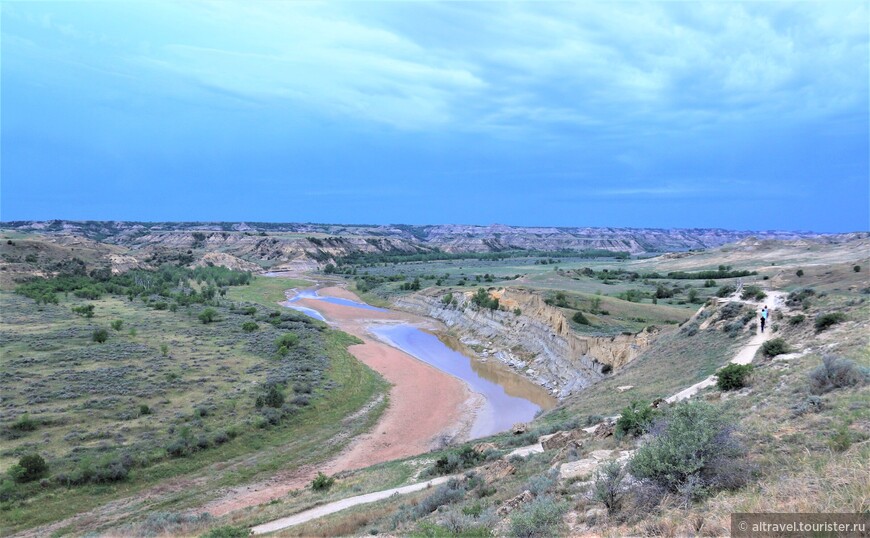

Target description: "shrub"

left=10, top=414, right=37, bottom=432
left=428, top=446, right=484, bottom=476
left=815, top=312, right=846, bottom=331
left=92, top=328, right=109, bottom=343
left=509, top=495, right=566, bottom=538
left=716, top=284, right=736, bottom=298
left=160, top=343, right=169, bottom=356
left=572, top=311, right=590, bottom=325
left=741, top=285, right=766, bottom=301
left=275, top=333, right=299, bottom=349
left=629, top=401, right=749, bottom=499
left=198, top=308, right=218, bottom=324
left=72, top=304, right=95, bottom=318
left=139, top=404, right=152, bottom=415
left=615, top=400, right=657, bottom=438
left=791, top=395, right=823, bottom=416
left=716, top=363, right=753, bottom=391
left=761, top=338, right=789, bottom=357
left=111, top=319, right=124, bottom=331
left=796, top=269, right=804, bottom=277
left=854, top=265, right=861, bottom=272
left=592, top=460, right=626, bottom=515
left=241, top=321, right=258, bottom=332
left=200, top=526, right=251, bottom=538
left=9, top=454, right=48, bottom=483
left=256, top=384, right=285, bottom=409
left=789, top=314, right=805, bottom=325
left=808, top=355, right=868, bottom=395
left=311, top=471, right=335, bottom=491
left=514, top=307, right=522, bottom=316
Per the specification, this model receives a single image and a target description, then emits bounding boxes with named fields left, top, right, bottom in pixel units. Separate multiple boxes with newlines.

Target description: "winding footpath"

left=251, top=291, right=789, bottom=534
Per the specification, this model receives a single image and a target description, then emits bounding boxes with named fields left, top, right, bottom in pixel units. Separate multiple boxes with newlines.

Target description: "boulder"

left=559, top=458, right=599, bottom=481
left=539, top=429, right=584, bottom=451
left=593, top=422, right=614, bottom=439
left=496, top=490, right=534, bottom=516
left=480, top=460, right=516, bottom=483
left=473, top=442, right=497, bottom=454
left=512, top=423, right=528, bottom=435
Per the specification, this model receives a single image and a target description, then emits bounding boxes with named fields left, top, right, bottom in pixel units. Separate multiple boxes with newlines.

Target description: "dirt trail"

left=250, top=476, right=458, bottom=535
left=203, top=286, right=481, bottom=517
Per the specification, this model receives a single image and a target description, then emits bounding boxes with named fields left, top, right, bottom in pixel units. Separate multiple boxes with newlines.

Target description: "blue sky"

left=1, top=2, right=867, bottom=232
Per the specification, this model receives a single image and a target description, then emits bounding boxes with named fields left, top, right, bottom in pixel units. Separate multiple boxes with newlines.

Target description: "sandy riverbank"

left=206, top=286, right=481, bottom=516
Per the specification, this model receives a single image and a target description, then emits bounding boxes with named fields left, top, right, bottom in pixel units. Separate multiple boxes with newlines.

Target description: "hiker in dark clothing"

left=760, top=305, right=768, bottom=333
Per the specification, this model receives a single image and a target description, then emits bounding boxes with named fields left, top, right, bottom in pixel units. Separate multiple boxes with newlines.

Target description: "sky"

left=1, top=2, right=868, bottom=232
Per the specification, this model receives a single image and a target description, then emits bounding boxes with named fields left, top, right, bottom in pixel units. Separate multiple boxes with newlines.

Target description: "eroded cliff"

left=393, top=288, right=658, bottom=398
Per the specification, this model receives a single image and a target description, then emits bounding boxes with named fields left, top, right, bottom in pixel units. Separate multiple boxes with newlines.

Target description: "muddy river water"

left=283, top=288, right=556, bottom=438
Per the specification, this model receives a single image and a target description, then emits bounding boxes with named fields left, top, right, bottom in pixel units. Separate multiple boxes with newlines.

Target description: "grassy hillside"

left=0, top=276, right=388, bottom=535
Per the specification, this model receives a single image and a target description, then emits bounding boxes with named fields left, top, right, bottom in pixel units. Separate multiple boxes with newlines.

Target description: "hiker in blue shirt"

left=760, top=305, right=769, bottom=333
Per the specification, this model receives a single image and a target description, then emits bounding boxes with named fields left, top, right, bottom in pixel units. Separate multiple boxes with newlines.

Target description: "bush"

left=311, top=471, right=335, bottom=491
left=854, top=265, right=861, bottom=272
left=592, top=460, right=626, bottom=515
left=615, top=400, right=657, bottom=438
left=629, top=401, right=749, bottom=500
left=815, top=312, right=846, bottom=331
left=275, top=333, right=299, bottom=349
left=72, top=304, right=95, bottom=318
left=139, top=404, right=152, bottom=415
left=741, top=285, right=766, bottom=301
left=796, top=269, right=804, bottom=277
left=9, top=454, right=48, bottom=483
left=572, top=311, right=590, bottom=325
left=92, top=328, right=109, bottom=343
left=241, top=321, right=258, bottom=332
left=10, top=414, right=37, bottom=432
left=716, top=363, right=753, bottom=391
left=198, top=308, right=218, bottom=324
left=789, top=314, right=805, bottom=325
left=808, top=355, right=868, bottom=395
left=509, top=495, right=566, bottom=538
left=111, top=319, right=124, bottom=331
left=716, top=284, right=736, bottom=298
left=200, top=526, right=250, bottom=538
left=761, top=338, right=789, bottom=357
left=428, top=446, right=484, bottom=476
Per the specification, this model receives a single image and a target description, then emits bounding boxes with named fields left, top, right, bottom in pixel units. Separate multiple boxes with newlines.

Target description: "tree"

left=92, top=328, right=109, bottom=343
left=9, top=454, right=48, bottom=483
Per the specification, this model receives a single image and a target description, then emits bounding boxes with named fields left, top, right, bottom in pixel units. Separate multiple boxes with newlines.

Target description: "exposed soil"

left=203, top=286, right=481, bottom=517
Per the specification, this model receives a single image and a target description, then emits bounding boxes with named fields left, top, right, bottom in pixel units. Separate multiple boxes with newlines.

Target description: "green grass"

left=0, top=289, right=388, bottom=536
left=545, top=327, right=749, bottom=421
left=226, top=276, right=312, bottom=308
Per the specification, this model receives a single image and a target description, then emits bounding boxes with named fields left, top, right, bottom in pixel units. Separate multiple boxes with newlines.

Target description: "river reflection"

left=371, top=324, right=556, bottom=438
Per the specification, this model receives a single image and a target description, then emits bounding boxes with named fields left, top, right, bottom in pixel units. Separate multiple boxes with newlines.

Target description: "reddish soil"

left=204, top=286, right=479, bottom=517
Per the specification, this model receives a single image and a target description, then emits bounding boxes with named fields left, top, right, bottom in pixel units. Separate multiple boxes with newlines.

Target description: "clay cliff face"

left=393, top=288, right=657, bottom=398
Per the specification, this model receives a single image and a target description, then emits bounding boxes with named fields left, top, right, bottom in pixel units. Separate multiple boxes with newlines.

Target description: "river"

left=282, top=287, right=556, bottom=438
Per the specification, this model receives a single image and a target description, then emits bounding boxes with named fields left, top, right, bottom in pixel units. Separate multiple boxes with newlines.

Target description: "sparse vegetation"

left=808, top=355, right=868, bottom=394
left=311, top=471, right=335, bottom=491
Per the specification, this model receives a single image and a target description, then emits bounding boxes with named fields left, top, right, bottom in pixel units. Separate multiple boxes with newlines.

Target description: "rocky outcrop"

left=193, top=252, right=263, bottom=273
left=393, top=288, right=658, bottom=398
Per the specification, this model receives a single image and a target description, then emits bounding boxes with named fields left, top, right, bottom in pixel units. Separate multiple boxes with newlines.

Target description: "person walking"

left=760, top=305, right=768, bottom=333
